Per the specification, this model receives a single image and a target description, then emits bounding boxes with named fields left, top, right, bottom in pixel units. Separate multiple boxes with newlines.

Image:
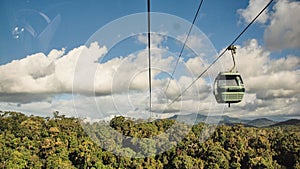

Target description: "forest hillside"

left=0, top=111, right=300, bottom=169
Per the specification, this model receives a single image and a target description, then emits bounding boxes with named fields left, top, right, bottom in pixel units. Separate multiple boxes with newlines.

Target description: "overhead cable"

left=167, top=0, right=274, bottom=106
left=147, top=0, right=152, bottom=114
left=164, top=0, right=205, bottom=94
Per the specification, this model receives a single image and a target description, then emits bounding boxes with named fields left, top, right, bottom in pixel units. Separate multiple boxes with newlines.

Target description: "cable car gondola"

left=213, top=45, right=245, bottom=107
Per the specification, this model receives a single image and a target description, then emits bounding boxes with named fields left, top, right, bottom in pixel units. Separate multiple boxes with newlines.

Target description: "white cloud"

left=0, top=38, right=208, bottom=115
left=1, top=37, right=218, bottom=120
left=236, top=0, right=299, bottom=117
left=0, top=42, right=107, bottom=103
left=137, top=32, right=166, bottom=47
left=185, top=57, right=208, bottom=76
left=226, top=93, right=299, bottom=119
left=238, top=0, right=270, bottom=24
left=238, top=0, right=300, bottom=51
left=177, top=34, right=205, bottom=51
left=1, top=32, right=299, bottom=119
left=264, top=0, right=300, bottom=51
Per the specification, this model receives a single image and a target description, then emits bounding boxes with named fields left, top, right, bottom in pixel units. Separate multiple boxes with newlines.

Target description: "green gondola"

left=213, top=71, right=245, bottom=104
left=213, top=45, right=245, bottom=107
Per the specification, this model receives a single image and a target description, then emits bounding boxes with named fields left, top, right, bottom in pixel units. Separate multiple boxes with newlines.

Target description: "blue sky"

left=0, top=0, right=299, bottom=121
left=1, top=0, right=265, bottom=64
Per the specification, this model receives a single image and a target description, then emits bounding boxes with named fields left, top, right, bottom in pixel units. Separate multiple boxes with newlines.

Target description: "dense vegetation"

left=0, top=111, right=300, bottom=169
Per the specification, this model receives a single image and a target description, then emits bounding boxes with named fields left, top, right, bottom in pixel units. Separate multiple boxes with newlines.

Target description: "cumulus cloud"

left=177, top=34, right=206, bottom=51
left=238, top=0, right=270, bottom=24
left=264, top=0, right=300, bottom=51
left=1, top=30, right=299, bottom=119
left=227, top=94, right=299, bottom=119
left=238, top=0, right=300, bottom=51
left=137, top=32, right=167, bottom=47
left=1, top=34, right=213, bottom=117
left=0, top=42, right=107, bottom=103
left=101, top=47, right=173, bottom=94
left=1, top=31, right=221, bottom=121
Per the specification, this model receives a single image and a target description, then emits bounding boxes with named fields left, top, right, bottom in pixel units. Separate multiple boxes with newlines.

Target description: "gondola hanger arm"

left=227, top=45, right=237, bottom=72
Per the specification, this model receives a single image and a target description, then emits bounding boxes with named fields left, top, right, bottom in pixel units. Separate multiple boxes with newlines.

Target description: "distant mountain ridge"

left=270, top=119, right=300, bottom=127
left=246, top=118, right=276, bottom=127
left=168, top=113, right=249, bottom=125
left=168, top=113, right=300, bottom=128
